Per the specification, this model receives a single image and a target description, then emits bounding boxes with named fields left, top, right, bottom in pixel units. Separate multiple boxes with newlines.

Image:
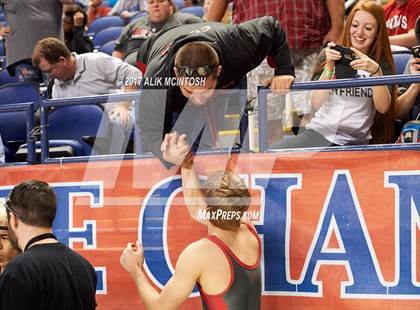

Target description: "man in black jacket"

left=0, top=180, right=97, bottom=310
left=137, top=16, right=295, bottom=168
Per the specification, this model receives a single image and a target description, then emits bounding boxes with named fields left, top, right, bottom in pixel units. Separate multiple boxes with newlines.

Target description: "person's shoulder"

left=383, top=0, right=395, bottom=11
left=173, top=12, right=203, bottom=23
left=408, top=0, right=420, bottom=10
left=180, top=238, right=221, bottom=261
left=130, top=15, right=149, bottom=27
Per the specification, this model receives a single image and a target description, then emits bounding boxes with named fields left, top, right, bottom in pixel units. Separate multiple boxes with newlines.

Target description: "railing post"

left=40, top=103, right=49, bottom=164
left=134, top=96, right=143, bottom=155
left=25, top=103, right=36, bottom=164
left=258, top=87, right=268, bottom=152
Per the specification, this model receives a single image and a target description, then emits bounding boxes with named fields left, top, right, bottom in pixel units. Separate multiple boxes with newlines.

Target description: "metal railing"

left=40, top=92, right=142, bottom=163
left=257, top=74, right=420, bottom=152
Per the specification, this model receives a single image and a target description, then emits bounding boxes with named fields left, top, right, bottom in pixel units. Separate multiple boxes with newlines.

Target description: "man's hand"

left=322, top=27, right=343, bottom=46
left=120, top=241, right=144, bottom=277
left=0, top=25, right=11, bottom=37
left=268, top=75, right=294, bottom=94
left=108, top=104, right=132, bottom=128
left=161, top=132, right=191, bottom=165
left=121, top=10, right=132, bottom=19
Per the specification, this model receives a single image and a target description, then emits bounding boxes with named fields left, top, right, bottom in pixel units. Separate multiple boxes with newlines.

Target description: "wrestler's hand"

left=268, top=75, right=294, bottom=94
left=162, top=132, right=191, bottom=165
left=120, top=241, right=144, bottom=276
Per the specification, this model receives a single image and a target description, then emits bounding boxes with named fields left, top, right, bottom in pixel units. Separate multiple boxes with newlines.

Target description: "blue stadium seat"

left=393, top=52, right=412, bottom=75
left=129, top=11, right=148, bottom=23
left=0, top=111, right=27, bottom=162
left=173, top=0, right=185, bottom=9
left=0, top=56, right=6, bottom=70
left=98, top=40, right=116, bottom=56
left=0, top=83, right=40, bottom=161
left=179, top=6, right=204, bottom=18
left=0, top=69, right=19, bottom=85
left=0, top=82, right=40, bottom=105
left=93, top=26, right=124, bottom=49
left=48, top=104, right=105, bottom=156
left=86, top=16, right=125, bottom=37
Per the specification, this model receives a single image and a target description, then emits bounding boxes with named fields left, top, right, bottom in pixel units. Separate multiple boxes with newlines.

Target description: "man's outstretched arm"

left=206, top=0, right=230, bottom=22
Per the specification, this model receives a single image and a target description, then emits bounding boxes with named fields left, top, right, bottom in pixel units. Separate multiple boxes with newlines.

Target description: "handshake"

left=161, top=132, right=192, bottom=166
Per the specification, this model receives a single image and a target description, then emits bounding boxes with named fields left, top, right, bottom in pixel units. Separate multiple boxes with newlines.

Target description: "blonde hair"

left=203, top=170, right=251, bottom=231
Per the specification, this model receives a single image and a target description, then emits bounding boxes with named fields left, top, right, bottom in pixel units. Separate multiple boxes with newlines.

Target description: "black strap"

left=0, top=226, right=8, bottom=231
left=24, top=233, right=57, bottom=252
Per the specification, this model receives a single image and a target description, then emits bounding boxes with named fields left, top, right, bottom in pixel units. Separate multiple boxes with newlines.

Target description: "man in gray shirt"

left=32, top=37, right=142, bottom=154
left=112, top=0, right=202, bottom=66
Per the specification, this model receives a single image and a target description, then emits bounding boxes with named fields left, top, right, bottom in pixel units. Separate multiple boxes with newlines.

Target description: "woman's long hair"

left=313, top=0, right=397, bottom=144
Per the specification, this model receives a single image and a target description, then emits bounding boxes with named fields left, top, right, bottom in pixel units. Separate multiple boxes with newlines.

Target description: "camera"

left=412, top=45, right=420, bottom=58
left=330, top=44, right=357, bottom=79
left=331, top=45, right=356, bottom=65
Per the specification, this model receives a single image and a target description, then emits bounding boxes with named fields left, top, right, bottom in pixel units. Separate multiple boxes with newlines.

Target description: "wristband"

left=322, top=67, right=334, bottom=79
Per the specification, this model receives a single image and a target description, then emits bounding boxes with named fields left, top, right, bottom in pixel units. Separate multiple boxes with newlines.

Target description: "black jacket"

left=65, top=26, right=94, bottom=54
left=137, top=16, right=295, bottom=167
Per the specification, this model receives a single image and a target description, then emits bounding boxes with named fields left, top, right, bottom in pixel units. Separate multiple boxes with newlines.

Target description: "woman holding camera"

left=271, top=0, right=397, bottom=149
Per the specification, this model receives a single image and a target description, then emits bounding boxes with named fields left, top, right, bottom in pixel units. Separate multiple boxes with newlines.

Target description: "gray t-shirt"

left=114, top=12, right=202, bottom=66
left=0, top=0, right=64, bottom=66
left=52, top=52, right=142, bottom=109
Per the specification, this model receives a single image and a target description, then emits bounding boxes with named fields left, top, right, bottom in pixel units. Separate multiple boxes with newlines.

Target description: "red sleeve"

left=407, top=0, right=420, bottom=30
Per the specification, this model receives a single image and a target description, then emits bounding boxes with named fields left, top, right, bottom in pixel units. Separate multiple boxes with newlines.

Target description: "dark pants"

left=270, top=129, right=337, bottom=149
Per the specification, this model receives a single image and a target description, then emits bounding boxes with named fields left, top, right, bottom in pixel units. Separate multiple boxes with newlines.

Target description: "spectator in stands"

left=0, top=0, right=73, bottom=83
left=121, top=133, right=261, bottom=310
left=0, top=204, right=20, bottom=274
left=271, top=0, right=397, bottom=149
left=383, top=0, right=420, bottom=49
left=0, top=180, right=97, bottom=309
left=183, top=0, right=203, bottom=7
left=136, top=17, right=294, bottom=168
left=108, top=0, right=148, bottom=22
left=206, top=0, right=345, bottom=145
left=64, top=6, right=94, bottom=54
left=396, top=16, right=420, bottom=121
left=87, top=0, right=111, bottom=25
left=32, top=37, right=142, bottom=154
left=112, top=0, right=202, bottom=67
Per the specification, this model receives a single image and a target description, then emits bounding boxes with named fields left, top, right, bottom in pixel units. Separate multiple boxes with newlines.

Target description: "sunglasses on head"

left=175, top=65, right=218, bottom=78
left=3, top=200, right=25, bottom=223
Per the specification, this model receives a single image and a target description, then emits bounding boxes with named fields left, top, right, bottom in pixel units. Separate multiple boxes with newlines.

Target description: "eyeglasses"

left=175, top=65, right=218, bottom=78
left=2, top=200, right=25, bottom=223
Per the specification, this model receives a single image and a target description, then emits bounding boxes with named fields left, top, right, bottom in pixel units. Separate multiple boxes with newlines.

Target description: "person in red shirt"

left=87, top=0, right=111, bottom=25
left=384, top=0, right=420, bottom=48
left=206, top=0, right=345, bottom=145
